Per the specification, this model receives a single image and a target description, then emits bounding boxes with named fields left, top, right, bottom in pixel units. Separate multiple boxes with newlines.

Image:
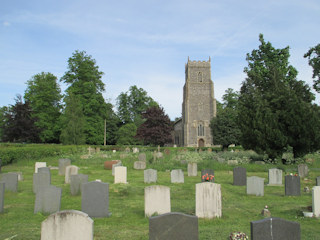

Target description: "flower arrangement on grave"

left=229, top=231, right=248, bottom=240
left=289, top=173, right=298, bottom=176
left=202, top=173, right=214, bottom=182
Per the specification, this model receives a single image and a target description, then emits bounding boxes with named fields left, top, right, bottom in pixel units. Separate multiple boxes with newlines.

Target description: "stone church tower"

left=174, top=57, right=216, bottom=147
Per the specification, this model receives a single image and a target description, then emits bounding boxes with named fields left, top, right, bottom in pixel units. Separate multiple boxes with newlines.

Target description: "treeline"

left=0, top=50, right=173, bottom=146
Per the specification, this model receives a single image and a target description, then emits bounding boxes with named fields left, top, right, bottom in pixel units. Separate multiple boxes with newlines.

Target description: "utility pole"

left=104, top=119, right=106, bottom=146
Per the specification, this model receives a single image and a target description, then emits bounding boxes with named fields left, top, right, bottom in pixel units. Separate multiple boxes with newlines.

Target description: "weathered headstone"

left=134, top=161, right=146, bottom=170
left=149, top=212, right=198, bottom=240
left=201, top=169, right=214, bottom=182
left=0, top=158, right=2, bottom=173
left=317, top=176, right=320, bottom=186
left=41, top=210, right=93, bottom=240
left=114, top=166, right=127, bottom=184
left=247, top=176, right=265, bottom=196
left=312, top=186, right=320, bottom=218
left=112, top=161, right=122, bottom=176
left=144, top=169, right=157, bottom=183
left=34, top=185, right=62, bottom=214
left=0, top=182, right=4, bottom=213
left=33, top=172, right=51, bottom=194
left=188, top=163, right=197, bottom=177
left=65, top=165, right=79, bottom=184
left=35, top=162, right=47, bottom=173
left=81, top=181, right=110, bottom=218
left=70, top=174, right=88, bottom=196
left=9, top=172, right=23, bottom=181
left=138, top=153, right=146, bottom=162
left=195, top=182, right=222, bottom=218
left=251, top=217, right=300, bottom=240
left=268, top=168, right=283, bottom=185
left=298, top=164, right=308, bottom=178
left=233, top=167, right=246, bottom=186
left=145, top=185, right=171, bottom=217
left=58, top=159, right=71, bottom=175
left=38, top=167, right=51, bottom=175
left=285, top=175, right=300, bottom=196
left=1, top=172, right=18, bottom=192
left=171, top=169, right=184, bottom=183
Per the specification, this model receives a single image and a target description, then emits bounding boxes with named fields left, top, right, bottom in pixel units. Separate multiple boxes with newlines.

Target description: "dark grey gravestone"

left=38, top=167, right=51, bottom=176
left=298, top=164, right=308, bottom=178
left=70, top=174, right=88, bottom=196
left=0, top=158, right=2, bottom=173
left=1, top=173, right=18, bottom=192
left=251, top=217, right=300, bottom=240
left=233, top=167, right=246, bottom=186
left=81, top=181, right=110, bottom=218
left=33, top=172, right=51, bottom=194
left=201, top=169, right=214, bottom=182
left=59, top=158, right=71, bottom=175
left=34, top=185, right=62, bottom=214
left=149, top=212, right=198, bottom=240
left=316, top=176, right=320, bottom=186
left=0, top=182, right=4, bottom=213
left=285, top=175, right=300, bottom=196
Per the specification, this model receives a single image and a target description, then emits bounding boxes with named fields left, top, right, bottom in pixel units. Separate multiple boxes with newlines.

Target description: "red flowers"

left=202, top=173, right=214, bottom=181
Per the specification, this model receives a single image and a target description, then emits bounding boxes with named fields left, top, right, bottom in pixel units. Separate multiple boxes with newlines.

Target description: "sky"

left=1, top=0, right=320, bottom=120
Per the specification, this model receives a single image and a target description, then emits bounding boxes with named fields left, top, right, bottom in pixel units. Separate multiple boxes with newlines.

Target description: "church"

left=173, top=57, right=217, bottom=147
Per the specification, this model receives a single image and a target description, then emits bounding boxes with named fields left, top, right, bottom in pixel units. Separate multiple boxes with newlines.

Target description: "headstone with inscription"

left=1, top=173, right=18, bottom=192
left=268, top=168, right=283, bottom=186
left=134, top=161, right=146, bottom=170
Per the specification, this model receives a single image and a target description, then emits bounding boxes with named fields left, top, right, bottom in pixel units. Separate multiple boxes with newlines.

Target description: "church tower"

left=179, top=57, right=216, bottom=147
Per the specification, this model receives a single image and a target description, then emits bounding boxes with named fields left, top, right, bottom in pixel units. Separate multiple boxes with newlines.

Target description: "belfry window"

left=198, top=124, right=204, bottom=136
left=198, top=72, right=203, bottom=82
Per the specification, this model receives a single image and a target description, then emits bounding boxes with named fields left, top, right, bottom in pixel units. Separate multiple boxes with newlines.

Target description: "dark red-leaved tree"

left=136, top=106, right=173, bottom=146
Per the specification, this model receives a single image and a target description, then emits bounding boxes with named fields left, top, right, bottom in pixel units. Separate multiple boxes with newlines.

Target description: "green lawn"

left=0, top=151, right=319, bottom=240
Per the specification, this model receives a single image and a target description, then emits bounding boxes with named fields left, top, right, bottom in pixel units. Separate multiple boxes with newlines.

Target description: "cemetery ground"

left=1, top=148, right=320, bottom=239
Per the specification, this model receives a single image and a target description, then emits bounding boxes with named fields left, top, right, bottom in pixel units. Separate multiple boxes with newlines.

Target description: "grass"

left=0, top=150, right=320, bottom=239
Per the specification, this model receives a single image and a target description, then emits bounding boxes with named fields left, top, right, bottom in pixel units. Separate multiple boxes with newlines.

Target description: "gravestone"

left=251, top=217, right=300, bottom=240
left=285, top=175, right=300, bottom=196
left=34, top=185, right=62, bottom=214
left=201, top=169, right=214, bottom=182
left=33, top=172, right=51, bottom=194
left=188, top=163, right=197, bottom=177
left=1, top=173, right=18, bottom=192
left=149, top=212, right=198, bottom=240
left=145, top=185, right=171, bottom=217
left=144, top=169, right=157, bottom=183
left=8, top=172, right=23, bottom=181
left=70, top=174, right=88, bottom=196
left=0, top=182, right=4, bottom=213
left=171, top=169, right=184, bottom=183
left=104, top=160, right=121, bottom=170
left=58, top=159, right=71, bottom=175
left=268, top=168, right=283, bottom=185
left=132, top=147, right=139, bottom=153
left=316, top=176, right=320, bottom=186
left=138, top=153, right=146, bottom=162
left=114, top=166, right=127, bottom=184
left=312, top=186, right=320, bottom=217
left=0, top=158, right=2, bottom=172
left=65, top=165, right=79, bottom=184
left=196, top=182, right=222, bottom=218
left=247, top=176, right=265, bottom=196
left=81, top=181, right=110, bottom=218
left=41, top=210, right=93, bottom=240
left=112, top=161, right=122, bottom=176
left=298, top=164, right=308, bottom=178
left=35, top=162, right=47, bottom=173
left=134, top=161, right=146, bottom=170
left=38, top=167, right=51, bottom=175
left=233, top=167, right=246, bottom=186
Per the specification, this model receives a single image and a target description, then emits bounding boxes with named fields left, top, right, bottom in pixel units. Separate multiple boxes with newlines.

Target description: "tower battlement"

left=185, top=57, right=211, bottom=68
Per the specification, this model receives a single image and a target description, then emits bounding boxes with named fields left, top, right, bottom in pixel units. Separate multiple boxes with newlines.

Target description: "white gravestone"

left=313, top=186, right=320, bottom=218
left=144, top=169, right=157, bottom=184
left=35, top=162, right=47, bottom=173
left=268, top=168, right=283, bottom=186
left=247, top=176, right=265, bottom=196
left=145, top=185, right=171, bottom=217
left=187, top=163, right=197, bottom=177
left=171, top=169, right=184, bottom=183
left=65, top=165, right=79, bottom=184
left=114, top=166, right=127, bottom=184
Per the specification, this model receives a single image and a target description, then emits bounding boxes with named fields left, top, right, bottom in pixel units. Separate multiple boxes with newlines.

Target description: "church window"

left=198, top=72, right=203, bottom=82
left=198, top=124, right=204, bottom=136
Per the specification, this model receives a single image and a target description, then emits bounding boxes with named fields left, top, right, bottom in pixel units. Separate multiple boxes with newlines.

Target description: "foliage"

left=0, top=106, right=8, bottom=141
left=116, top=123, right=140, bottom=145
left=2, top=95, right=40, bottom=143
left=24, top=72, right=62, bottom=143
left=304, top=44, right=320, bottom=92
left=238, top=34, right=320, bottom=159
left=136, top=106, right=173, bottom=146
left=229, top=231, right=248, bottom=240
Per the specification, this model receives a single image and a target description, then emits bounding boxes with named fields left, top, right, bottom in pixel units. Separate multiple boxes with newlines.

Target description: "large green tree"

left=61, top=50, right=117, bottom=145
left=24, top=72, right=62, bottom=143
left=304, top=44, right=320, bottom=92
left=116, top=123, right=141, bottom=145
left=0, top=106, right=8, bottom=141
left=238, top=34, right=320, bottom=159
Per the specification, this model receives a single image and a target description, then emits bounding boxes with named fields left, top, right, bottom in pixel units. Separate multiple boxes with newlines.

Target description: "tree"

left=136, top=106, right=173, bottom=146
left=304, top=44, right=320, bottom=92
left=60, top=93, right=86, bottom=145
left=24, top=72, right=62, bottom=143
left=2, top=95, right=40, bottom=143
left=116, top=123, right=140, bottom=145
left=238, top=34, right=320, bottom=159
left=0, top=106, right=8, bottom=141
left=61, top=50, right=115, bottom=144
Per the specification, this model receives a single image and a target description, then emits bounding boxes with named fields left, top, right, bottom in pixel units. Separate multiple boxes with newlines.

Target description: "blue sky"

left=1, top=0, right=319, bottom=120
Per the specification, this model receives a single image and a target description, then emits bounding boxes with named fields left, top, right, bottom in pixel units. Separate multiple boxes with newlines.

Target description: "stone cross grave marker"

left=34, top=185, right=62, bottom=214
left=70, top=174, right=88, bottom=196
left=171, top=169, right=184, bottom=183
left=58, top=159, right=71, bottom=175
left=251, top=217, right=300, bottom=240
left=268, top=168, right=283, bottom=185
left=298, top=164, right=308, bottom=178
left=312, top=186, right=320, bottom=218
left=145, top=185, right=171, bottom=217
left=65, top=165, right=79, bottom=184
left=0, top=182, right=4, bottom=213
left=33, top=172, right=51, bottom=194
left=134, top=161, right=146, bottom=170
left=188, top=163, right=197, bottom=177
left=285, top=175, right=300, bottom=196
left=1, top=173, right=18, bottom=192
left=247, top=176, right=265, bottom=196
left=149, top=212, right=198, bottom=240
left=196, top=182, right=222, bottom=219
left=35, top=162, right=47, bottom=173
left=81, top=181, right=110, bottom=218
left=144, top=169, right=157, bottom=183
left=41, top=210, right=93, bottom=240
left=114, top=166, right=127, bottom=184
left=201, top=169, right=214, bottom=182
left=233, top=167, right=246, bottom=186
